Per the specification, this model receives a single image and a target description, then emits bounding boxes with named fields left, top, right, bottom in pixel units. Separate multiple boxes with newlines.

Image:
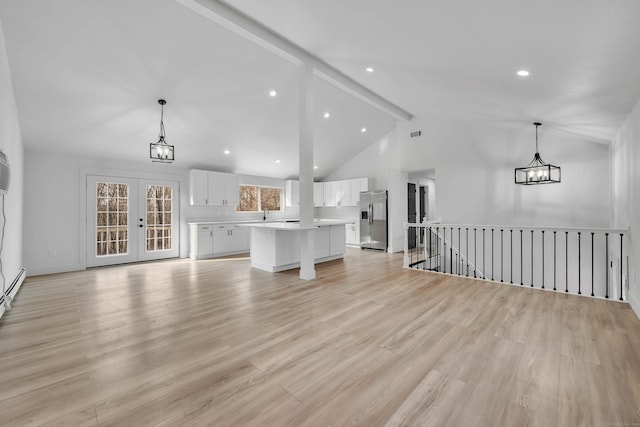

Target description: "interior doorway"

left=408, top=169, right=436, bottom=224
left=407, top=182, right=416, bottom=249
left=86, top=175, right=180, bottom=267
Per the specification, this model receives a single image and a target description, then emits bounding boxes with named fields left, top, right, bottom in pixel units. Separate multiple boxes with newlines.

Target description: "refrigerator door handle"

left=369, top=203, right=373, bottom=225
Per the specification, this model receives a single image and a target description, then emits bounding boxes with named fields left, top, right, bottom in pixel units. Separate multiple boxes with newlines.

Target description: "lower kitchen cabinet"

left=189, top=223, right=250, bottom=259
left=248, top=223, right=347, bottom=272
left=345, top=222, right=359, bottom=245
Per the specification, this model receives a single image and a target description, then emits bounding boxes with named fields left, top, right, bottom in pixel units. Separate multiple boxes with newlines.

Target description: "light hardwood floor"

left=1, top=248, right=640, bottom=426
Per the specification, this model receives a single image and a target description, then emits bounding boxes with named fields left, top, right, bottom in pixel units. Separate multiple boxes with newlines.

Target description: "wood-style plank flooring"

left=1, top=248, right=640, bottom=426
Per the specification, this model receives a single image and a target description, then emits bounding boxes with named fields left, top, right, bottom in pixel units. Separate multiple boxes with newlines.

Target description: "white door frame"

left=84, top=170, right=181, bottom=268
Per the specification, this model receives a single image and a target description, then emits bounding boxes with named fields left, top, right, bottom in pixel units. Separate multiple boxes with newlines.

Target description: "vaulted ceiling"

left=1, top=0, right=639, bottom=179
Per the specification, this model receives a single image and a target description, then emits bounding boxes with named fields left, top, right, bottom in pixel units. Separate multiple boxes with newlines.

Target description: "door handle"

left=139, top=224, right=143, bottom=228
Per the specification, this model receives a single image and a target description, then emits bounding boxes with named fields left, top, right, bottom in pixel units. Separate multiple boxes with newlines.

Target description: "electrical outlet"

left=48, top=249, right=56, bottom=257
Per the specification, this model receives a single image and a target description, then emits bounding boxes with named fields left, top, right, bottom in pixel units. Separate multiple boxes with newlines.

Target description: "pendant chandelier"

left=150, top=99, right=174, bottom=163
left=514, top=122, right=560, bottom=185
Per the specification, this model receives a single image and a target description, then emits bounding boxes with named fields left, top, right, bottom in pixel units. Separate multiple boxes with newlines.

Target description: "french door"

left=86, top=175, right=179, bottom=267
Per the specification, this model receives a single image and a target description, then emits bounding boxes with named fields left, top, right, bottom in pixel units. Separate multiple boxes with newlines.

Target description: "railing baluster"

left=520, top=230, right=523, bottom=286
left=620, top=234, right=624, bottom=301
left=531, top=230, right=534, bottom=288
left=491, top=228, right=494, bottom=281
left=458, top=227, right=461, bottom=275
left=541, top=230, right=545, bottom=289
left=474, top=228, right=477, bottom=278
left=553, top=231, right=557, bottom=291
left=466, top=228, right=469, bottom=277
left=591, top=232, right=595, bottom=297
left=565, top=231, right=569, bottom=293
left=578, top=232, right=581, bottom=295
left=483, top=228, right=486, bottom=280
left=450, top=227, right=453, bottom=274
left=605, top=233, right=609, bottom=298
left=436, top=227, right=440, bottom=272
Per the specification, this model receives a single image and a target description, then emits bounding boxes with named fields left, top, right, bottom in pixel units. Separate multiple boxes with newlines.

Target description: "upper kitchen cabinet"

left=348, top=177, right=369, bottom=206
left=324, top=180, right=349, bottom=207
left=285, top=180, right=300, bottom=207
left=189, top=169, right=239, bottom=206
left=320, top=178, right=368, bottom=207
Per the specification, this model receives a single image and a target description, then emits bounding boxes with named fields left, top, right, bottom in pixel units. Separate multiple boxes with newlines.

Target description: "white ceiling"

left=2, top=0, right=640, bottom=178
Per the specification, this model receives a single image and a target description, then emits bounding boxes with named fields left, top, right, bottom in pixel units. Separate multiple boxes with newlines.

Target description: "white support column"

left=299, top=63, right=315, bottom=280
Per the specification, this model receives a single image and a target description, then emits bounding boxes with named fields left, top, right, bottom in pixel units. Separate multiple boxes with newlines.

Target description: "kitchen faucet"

left=263, top=209, right=269, bottom=221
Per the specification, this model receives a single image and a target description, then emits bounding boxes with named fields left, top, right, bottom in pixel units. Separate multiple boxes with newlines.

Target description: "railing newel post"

left=541, top=230, right=545, bottom=289
left=591, top=232, right=594, bottom=297
left=553, top=231, right=557, bottom=291
left=605, top=232, right=609, bottom=299
left=500, top=229, right=504, bottom=283
left=620, top=233, right=624, bottom=301
left=565, top=231, right=569, bottom=293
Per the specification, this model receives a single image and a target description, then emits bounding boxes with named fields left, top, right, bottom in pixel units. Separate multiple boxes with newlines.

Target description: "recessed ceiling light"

left=366, top=67, right=374, bottom=73
left=275, top=159, right=281, bottom=164
left=223, top=150, right=230, bottom=155
left=314, top=165, right=318, bottom=170
left=269, top=89, right=278, bottom=97
left=517, top=70, right=530, bottom=77
left=323, top=112, right=330, bottom=119
left=361, top=127, right=367, bottom=133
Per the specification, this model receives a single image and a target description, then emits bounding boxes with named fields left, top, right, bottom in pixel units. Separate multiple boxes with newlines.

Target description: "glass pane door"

left=87, top=176, right=179, bottom=267
left=87, top=176, right=139, bottom=267
left=139, top=180, right=179, bottom=260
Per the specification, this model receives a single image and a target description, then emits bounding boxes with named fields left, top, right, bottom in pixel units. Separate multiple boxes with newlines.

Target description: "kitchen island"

left=241, top=220, right=349, bottom=272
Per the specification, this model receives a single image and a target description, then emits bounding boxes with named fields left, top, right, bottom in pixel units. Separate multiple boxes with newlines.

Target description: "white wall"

left=611, top=97, right=640, bottom=317
left=23, top=150, right=299, bottom=275
left=327, top=117, right=612, bottom=252
left=0, top=16, right=24, bottom=317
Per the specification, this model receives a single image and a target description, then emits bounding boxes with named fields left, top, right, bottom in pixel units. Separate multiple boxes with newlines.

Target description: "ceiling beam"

left=175, top=0, right=413, bottom=121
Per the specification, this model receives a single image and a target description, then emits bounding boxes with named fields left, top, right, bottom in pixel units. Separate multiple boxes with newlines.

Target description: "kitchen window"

left=237, top=185, right=282, bottom=212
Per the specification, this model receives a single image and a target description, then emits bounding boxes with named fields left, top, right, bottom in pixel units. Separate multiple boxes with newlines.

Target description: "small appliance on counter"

left=359, top=190, right=387, bottom=251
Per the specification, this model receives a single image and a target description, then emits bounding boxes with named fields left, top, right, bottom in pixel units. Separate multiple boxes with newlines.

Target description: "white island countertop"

left=238, top=219, right=352, bottom=230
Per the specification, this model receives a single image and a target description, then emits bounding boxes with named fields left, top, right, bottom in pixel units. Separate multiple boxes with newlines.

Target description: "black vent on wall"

left=410, top=130, right=422, bottom=138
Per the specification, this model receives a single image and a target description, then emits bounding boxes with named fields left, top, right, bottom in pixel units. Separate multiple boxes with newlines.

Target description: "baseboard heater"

left=0, top=267, right=26, bottom=308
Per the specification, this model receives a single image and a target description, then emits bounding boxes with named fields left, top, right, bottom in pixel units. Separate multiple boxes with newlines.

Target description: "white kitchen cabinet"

left=189, top=170, right=209, bottom=205
left=189, top=169, right=238, bottom=206
left=348, top=177, right=369, bottom=206
left=208, top=172, right=238, bottom=206
left=313, top=182, right=324, bottom=207
left=229, top=226, right=250, bottom=252
left=285, top=180, right=299, bottom=207
left=212, top=226, right=229, bottom=254
left=275, top=231, right=293, bottom=266
left=189, top=223, right=250, bottom=259
left=330, top=224, right=346, bottom=256
left=196, top=225, right=214, bottom=258
left=247, top=222, right=348, bottom=272
left=315, top=226, right=330, bottom=258
left=324, top=181, right=348, bottom=207
left=345, top=223, right=357, bottom=245
left=315, top=178, right=368, bottom=207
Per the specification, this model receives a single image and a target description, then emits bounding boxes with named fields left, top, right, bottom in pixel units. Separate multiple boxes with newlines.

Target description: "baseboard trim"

left=0, top=267, right=26, bottom=319
left=629, top=289, right=640, bottom=321
left=27, top=263, right=85, bottom=277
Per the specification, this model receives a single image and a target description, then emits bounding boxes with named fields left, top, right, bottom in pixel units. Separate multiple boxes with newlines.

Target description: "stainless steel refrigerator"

left=360, top=190, right=388, bottom=251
